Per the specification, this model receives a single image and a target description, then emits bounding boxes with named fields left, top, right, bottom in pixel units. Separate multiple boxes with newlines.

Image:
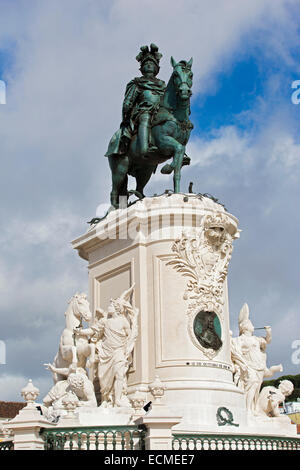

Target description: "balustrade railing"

left=40, top=425, right=146, bottom=451
left=0, top=440, right=14, bottom=451
left=172, top=433, right=300, bottom=451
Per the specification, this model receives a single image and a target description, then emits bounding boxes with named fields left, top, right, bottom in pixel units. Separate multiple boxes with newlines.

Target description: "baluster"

left=129, top=431, right=134, bottom=450
left=95, top=432, right=99, bottom=450
left=104, top=431, right=108, bottom=450
left=69, top=433, right=74, bottom=451
left=112, top=431, right=116, bottom=450
left=86, top=432, right=90, bottom=450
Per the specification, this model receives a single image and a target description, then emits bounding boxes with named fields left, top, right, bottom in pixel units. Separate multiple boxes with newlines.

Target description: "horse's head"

left=68, top=293, right=92, bottom=323
left=171, top=56, right=193, bottom=100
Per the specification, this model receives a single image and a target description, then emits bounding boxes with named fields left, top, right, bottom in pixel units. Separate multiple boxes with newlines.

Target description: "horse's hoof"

left=161, top=164, right=174, bottom=175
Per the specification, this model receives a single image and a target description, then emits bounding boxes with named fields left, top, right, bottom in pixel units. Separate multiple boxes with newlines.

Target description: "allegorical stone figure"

left=42, top=363, right=97, bottom=419
left=76, top=285, right=139, bottom=408
left=231, top=303, right=283, bottom=415
left=256, top=380, right=294, bottom=417
left=105, top=43, right=166, bottom=159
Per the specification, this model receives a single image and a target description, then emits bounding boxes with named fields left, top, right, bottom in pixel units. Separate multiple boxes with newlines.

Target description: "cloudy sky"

left=0, top=0, right=299, bottom=401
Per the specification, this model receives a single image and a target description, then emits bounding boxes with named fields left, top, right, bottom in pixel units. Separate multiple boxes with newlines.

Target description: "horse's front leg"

left=108, top=155, right=130, bottom=208
left=172, top=143, right=185, bottom=193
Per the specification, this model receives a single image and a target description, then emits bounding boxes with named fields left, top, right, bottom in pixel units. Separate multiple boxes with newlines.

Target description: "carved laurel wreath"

left=216, top=407, right=239, bottom=427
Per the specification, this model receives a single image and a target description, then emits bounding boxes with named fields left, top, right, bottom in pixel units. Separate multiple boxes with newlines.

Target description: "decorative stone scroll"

left=167, top=212, right=239, bottom=358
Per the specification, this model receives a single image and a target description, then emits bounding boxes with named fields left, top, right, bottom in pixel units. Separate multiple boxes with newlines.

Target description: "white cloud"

left=0, top=263, right=84, bottom=323
left=188, top=119, right=300, bottom=178
left=0, top=206, right=84, bottom=252
left=0, top=373, right=51, bottom=402
left=269, top=134, right=300, bottom=171
left=188, top=126, right=251, bottom=167
left=0, top=207, right=87, bottom=331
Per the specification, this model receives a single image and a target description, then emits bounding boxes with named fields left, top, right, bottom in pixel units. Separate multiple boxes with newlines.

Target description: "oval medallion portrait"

left=193, top=310, right=222, bottom=351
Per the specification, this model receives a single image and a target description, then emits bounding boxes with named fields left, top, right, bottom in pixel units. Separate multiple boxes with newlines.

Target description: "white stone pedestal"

left=72, top=193, right=247, bottom=432
left=7, top=404, right=56, bottom=450
left=135, top=407, right=182, bottom=450
left=77, top=406, right=133, bottom=426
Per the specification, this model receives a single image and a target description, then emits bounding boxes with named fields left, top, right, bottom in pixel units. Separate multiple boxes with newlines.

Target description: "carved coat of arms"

left=167, top=212, right=239, bottom=358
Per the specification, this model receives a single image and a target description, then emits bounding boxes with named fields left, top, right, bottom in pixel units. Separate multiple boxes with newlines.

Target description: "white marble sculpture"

left=256, top=380, right=294, bottom=418
left=51, top=293, right=93, bottom=382
left=74, top=284, right=139, bottom=408
left=21, top=379, right=40, bottom=406
left=43, top=363, right=97, bottom=419
left=231, top=303, right=283, bottom=415
left=149, top=376, right=167, bottom=406
left=43, top=285, right=139, bottom=417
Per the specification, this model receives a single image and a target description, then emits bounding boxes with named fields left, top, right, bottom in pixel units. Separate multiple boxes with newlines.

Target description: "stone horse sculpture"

left=107, top=57, right=194, bottom=208
left=51, top=293, right=93, bottom=383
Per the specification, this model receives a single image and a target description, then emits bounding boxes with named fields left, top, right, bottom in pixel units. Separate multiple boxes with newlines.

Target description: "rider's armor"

left=105, top=44, right=165, bottom=158
left=122, top=76, right=166, bottom=153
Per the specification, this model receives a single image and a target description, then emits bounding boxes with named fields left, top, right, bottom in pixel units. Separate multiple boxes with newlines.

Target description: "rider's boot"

left=138, top=114, right=149, bottom=157
left=138, top=113, right=157, bottom=157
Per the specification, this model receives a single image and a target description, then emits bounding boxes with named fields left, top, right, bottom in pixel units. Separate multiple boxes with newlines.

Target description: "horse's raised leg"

left=108, top=155, right=130, bottom=208
left=155, top=127, right=185, bottom=193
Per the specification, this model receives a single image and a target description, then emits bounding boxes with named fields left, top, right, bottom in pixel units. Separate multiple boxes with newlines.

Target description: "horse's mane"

left=163, top=73, right=177, bottom=111
left=67, top=293, right=86, bottom=316
left=163, top=61, right=192, bottom=114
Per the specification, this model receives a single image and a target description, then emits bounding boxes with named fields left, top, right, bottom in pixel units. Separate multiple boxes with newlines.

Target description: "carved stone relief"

left=167, top=212, right=238, bottom=358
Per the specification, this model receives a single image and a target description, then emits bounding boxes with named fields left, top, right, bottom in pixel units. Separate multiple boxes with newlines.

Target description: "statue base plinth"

left=77, top=406, right=133, bottom=426
left=71, top=194, right=297, bottom=438
left=245, top=414, right=298, bottom=437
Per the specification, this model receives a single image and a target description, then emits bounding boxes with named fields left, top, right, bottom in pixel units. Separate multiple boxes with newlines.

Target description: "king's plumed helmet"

left=136, top=43, right=162, bottom=72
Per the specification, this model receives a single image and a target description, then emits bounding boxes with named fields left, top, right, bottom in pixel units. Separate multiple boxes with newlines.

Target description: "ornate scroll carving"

left=167, top=212, right=238, bottom=358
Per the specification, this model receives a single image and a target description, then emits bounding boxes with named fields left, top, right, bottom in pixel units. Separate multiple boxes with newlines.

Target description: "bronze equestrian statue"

left=105, top=44, right=193, bottom=209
